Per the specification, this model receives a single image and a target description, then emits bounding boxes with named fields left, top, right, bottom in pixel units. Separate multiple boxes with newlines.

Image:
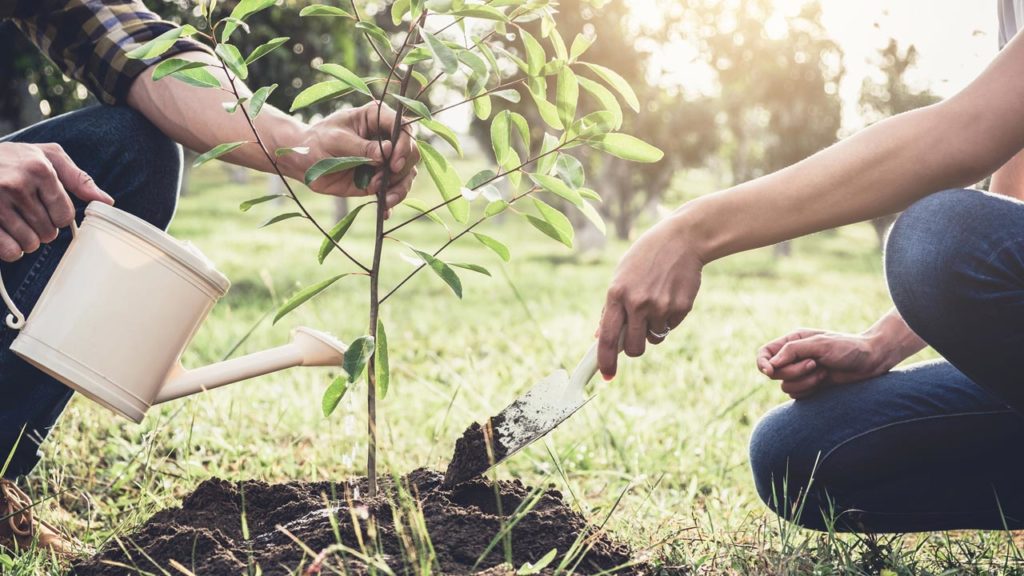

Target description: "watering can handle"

left=0, top=220, right=78, bottom=330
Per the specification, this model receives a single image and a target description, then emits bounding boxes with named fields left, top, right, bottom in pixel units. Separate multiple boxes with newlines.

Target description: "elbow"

left=930, top=98, right=1024, bottom=187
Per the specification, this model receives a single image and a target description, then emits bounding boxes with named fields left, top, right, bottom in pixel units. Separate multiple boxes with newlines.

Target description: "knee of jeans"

left=885, top=189, right=986, bottom=333
left=102, top=107, right=181, bottom=230
left=749, top=405, right=814, bottom=515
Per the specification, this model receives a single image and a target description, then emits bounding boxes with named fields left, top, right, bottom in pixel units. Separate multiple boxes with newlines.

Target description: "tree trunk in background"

left=334, top=197, right=350, bottom=222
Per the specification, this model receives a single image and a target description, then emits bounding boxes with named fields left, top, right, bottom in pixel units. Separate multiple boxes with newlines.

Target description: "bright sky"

left=809, top=1, right=999, bottom=130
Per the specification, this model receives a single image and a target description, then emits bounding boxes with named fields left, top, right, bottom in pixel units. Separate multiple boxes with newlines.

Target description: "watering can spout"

left=155, top=327, right=347, bottom=405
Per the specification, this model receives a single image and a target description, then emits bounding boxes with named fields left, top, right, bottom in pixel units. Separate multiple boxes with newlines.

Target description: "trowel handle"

left=567, top=331, right=625, bottom=394
left=0, top=221, right=78, bottom=329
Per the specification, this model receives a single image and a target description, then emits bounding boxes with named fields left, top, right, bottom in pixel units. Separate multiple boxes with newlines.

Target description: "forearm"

left=678, top=33, right=1024, bottom=264
left=864, top=308, right=927, bottom=369
left=126, top=51, right=308, bottom=179
left=990, top=148, right=1024, bottom=200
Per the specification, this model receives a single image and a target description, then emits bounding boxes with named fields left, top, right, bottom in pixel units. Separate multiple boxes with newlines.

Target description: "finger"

left=0, top=228, right=21, bottom=262
left=390, top=125, right=418, bottom=174
left=26, top=154, right=73, bottom=232
left=597, top=299, right=626, bottom=379
left=757, top=330, right=813, bottom=366
left=770, top=359, right=817, bottom=381
left=623, top=309, right=647, bottom=358
left=780, top=369, right=828, bottom=396
left=17, top=196, right=57, bottom=243
left=0, top=207, right=40, bottom=255
left=645, top=316, right=670, bottom=345
left=41, top=144, right=113, bottom=205
left=769, top=336, right=828, bottom=368
left=384, top=170, right=415, bottom=209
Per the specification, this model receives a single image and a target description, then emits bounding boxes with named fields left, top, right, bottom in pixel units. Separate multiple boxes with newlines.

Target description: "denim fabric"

left=0, top=105, right=181, bottom=478
left=750, top=189, right=1024, bottom=533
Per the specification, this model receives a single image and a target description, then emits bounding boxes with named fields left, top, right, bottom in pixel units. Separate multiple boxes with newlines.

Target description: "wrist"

left=668, top=199, right=718, bottom=265
left=261, top=112, right=310, bottom=181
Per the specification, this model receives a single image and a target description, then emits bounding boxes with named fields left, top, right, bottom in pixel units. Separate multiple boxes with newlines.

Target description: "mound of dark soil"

left=71, top=469, right=642, bottom=575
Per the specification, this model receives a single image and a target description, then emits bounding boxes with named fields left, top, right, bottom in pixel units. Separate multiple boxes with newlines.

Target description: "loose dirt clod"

left=71, top=468, right=642, bottom=575
left=444, top=416, right=509, bottom=487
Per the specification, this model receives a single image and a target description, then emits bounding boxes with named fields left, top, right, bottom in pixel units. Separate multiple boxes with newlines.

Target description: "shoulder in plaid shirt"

left=2, top=0, right=209, bottom=105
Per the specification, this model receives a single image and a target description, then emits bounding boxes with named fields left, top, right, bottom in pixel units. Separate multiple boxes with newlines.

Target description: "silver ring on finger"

left=648, top=326, right=671, bottom=339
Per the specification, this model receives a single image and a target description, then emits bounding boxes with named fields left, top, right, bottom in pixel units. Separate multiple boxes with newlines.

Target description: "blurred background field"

left=4, top=1, right=1022, bottom=573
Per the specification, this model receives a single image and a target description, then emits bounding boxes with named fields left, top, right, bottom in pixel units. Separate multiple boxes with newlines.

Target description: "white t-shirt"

left=999, top=0, right=1024, bottom=48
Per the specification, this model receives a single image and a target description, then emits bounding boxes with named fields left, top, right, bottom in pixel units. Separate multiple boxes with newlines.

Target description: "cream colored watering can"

left=0, top=202, right=347, bottom=423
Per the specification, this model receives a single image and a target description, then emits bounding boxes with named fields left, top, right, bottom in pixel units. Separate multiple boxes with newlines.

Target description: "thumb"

left=770, top=337, right=827, bottom=368
left=44, top=146, right=114, bottom=204
left=360, top=138, right=393, bottom=166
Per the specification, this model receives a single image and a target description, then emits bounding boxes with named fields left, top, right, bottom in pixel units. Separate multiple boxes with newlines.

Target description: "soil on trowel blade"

left=444, top=415, right=510, bottom=487
left=72, top=468, right=642, bottom=575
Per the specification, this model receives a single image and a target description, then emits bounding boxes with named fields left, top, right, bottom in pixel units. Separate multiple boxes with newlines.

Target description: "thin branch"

left=380, top=185, right=541, bottom=304
left=384, top=140, right=574, bottom=235
left=349, top=0, right=397, bottom=69
left=211, top=45, right=371, bottom=273
left=413, top=29, right=498, bottom=98
left=404, top=78, right=524, bottom=127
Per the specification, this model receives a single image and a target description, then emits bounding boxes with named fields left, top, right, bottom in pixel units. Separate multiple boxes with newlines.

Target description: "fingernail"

left=101, top=189, right=115, bottom=203
left=394, top=156, right=407, bottom=172
left=602, top=372, right=614, bottom=381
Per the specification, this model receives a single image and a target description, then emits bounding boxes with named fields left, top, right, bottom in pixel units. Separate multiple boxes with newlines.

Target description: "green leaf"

left=318, top=202, right=369, bottom=264
left=555, top=153, right=584, bottom=188
left=472, top=93, right=492, bottom=120
left=555, top=66, right=579, bottom=129
left=472, top=232, right=510, bottom=261
left=509, top=112, right=531, bottom=156
left=355, top=165, right=374, bottom=189
left=375, top=319, right=390, bottom=397
left=579, top=200, right=606, bottom=235
left=125, top=25, right=196, bottom=60
left=300, top=4, right=354, bottom=17
left=402, top=197, right=448, bottom=229
left=215, top=43, right=248, bottom=80
left=520, top=29, right=545, bottom=76
left=452, top=263, right=491, bottom=276
left=193, top=141, right=248, bottom=167
left=484, top=200, right=508, bottom=217
left=527, top=198, right=574, bottom=248
left=305, top=156, right=374, bottom=186
left=585, top=133, right=664, bottom=163
left=579, top=62, right=639, bottom=112
left=151, top=58, right=207, bottom=82
left=223, top=0, right=275, bottom=40
left=492, top=88, right=521, bottom=103
left=459, top=50, right=489, bottom=96
left=290, top=80, right=352, bottom=112
left=413, top=249, right=463, bottom=298
left=391, top=0, right=410, bottom=24
left=259, top=212, right=303, bottom=227
left=218, top=17, right=251, bottom=42
left=517, top=549, right=558, bottom=575
left=222, top=97, right=247, bottom=113
left=578, top=187, right=601, bottom=202
left=419, top=141, right=468, bottom=223
left=248, top=83, right=276, bottom=118
left=274, top=274, right=350, bottom=324
left=490, top=110, right=510, bottom=164
left=322, top=375, right=349, bottom=417
left=240, top=194, right=284, bottom=211
left=356, top=21, right=391, bottom=48
left=578, top=75, right=623, bottom=129
left=578, top=110, right=617, bottom=138
left=317, top=63, right=371, bottom=96
left=536, top=133, right=560, bottom=175
left=569, top=34, right=593, bottom=62
left=529, top=173, right=582, bottom=207
left=343, top=335, right=375, bottom=383
left=245, top=36, right=289, bottom=64
left=420, top=119, right=463, bottom=156
left=169, top=67, right=221, bottom=88
left=451, top=6, right=508, bottom=20
left=275, top=146, right=309, bottom=157
left=393, top=94, right=432, bottom=119
left=528, top=85, right=562, bottom=130
left=422, top=30, right=458, bottom=74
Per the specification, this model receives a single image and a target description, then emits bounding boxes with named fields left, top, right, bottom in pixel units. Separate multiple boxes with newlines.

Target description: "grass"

left=5, top=163, right=1022, bottom=574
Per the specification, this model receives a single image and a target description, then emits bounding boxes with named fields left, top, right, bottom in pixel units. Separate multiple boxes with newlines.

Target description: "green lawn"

left=8, top=164, right=1021, bottom=575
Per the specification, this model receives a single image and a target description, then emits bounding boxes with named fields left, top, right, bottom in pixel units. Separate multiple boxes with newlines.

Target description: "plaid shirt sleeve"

left=9, top=0, right=210, bottom=105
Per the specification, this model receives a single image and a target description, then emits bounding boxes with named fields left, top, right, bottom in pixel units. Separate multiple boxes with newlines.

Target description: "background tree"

left=860, top=38, right=941, bottom=246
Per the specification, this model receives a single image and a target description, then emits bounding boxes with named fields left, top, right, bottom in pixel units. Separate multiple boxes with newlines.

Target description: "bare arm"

left=126, top=51, right=419, bottom=206
left=597, top=30, right=1024, bottom=378
left=990, top=148, right=1024, bottom=199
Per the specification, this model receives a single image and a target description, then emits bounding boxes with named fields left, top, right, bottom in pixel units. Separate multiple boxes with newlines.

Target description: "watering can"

left=0, top=201, right=347, bottom=423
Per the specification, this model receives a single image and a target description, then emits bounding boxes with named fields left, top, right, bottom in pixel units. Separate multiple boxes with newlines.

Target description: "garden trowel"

left=443, top=340, right=602, bottom=486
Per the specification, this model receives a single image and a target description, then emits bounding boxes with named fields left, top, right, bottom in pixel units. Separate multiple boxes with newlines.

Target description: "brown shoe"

left=0, top=478, right=79, bottom=561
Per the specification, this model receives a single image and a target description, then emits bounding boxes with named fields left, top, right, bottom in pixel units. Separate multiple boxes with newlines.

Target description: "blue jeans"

left=0, top=106, right=181, bottom=478
left=750, top=189, right=1024, bottom=533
